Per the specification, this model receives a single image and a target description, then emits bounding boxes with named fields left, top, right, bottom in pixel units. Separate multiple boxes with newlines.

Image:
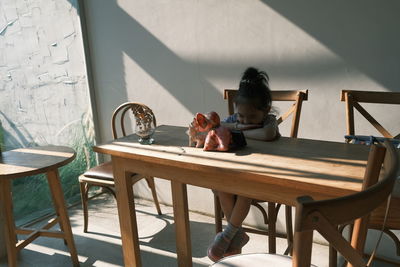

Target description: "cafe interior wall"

left=83, top=0, right=400, bottom=246
left=0, top=0, right=96, bottom=224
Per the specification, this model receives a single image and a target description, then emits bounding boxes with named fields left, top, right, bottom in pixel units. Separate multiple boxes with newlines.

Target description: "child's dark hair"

left=235, top=67, right=272, bottom=111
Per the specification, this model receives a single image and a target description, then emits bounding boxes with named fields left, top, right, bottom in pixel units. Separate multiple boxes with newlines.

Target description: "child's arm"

left=221, top=116, right=279, bottom=141
left=221, top=122, right=262, bottom=131
left=242, top=123, right=278, bottom=141
left=241, top=115, right=279, bottom=141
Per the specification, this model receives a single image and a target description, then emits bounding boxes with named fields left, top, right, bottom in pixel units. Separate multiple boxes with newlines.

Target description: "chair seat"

left=211, top=253, right=317, bottom=267
left=82, top=161, right=114, bottom=181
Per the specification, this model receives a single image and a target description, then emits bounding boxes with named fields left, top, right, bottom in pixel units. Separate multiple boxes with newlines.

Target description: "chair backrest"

left=341, top=90, right=400, bottom=139
left=224, top=89, right=308, bottom=138
left=111, top=102, right=157, bottom=139
left=293, top=140, right=399, bottom=267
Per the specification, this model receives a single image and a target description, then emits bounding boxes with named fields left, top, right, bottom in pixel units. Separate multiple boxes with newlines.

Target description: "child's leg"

left=224, top=196, right=251, bottom=255
left=229, top=196, right=252, bottom=227
left=208, top=193, right=252, bottom=261
left=217, top=191, right=236, bottom=221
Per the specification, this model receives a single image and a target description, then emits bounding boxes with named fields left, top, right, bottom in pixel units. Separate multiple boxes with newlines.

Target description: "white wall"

left=83, top=0, right=400, bottom=239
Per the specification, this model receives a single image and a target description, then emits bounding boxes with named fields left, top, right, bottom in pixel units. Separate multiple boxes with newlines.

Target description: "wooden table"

left=0, top=146, right=79, bottom=267
left=93, top=125, right=371, bottom=267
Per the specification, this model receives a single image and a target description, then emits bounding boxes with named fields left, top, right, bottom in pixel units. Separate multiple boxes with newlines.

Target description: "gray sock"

left=222, top=223, right=239, bottom=241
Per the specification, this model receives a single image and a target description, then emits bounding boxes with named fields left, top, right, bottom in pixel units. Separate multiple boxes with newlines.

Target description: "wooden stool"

left=0, top=146, right=79, bottom=267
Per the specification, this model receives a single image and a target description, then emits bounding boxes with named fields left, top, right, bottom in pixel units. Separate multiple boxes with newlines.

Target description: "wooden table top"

left=0, top=146, right=76, bottom=179
left=94, top=125, right=371, bottom=203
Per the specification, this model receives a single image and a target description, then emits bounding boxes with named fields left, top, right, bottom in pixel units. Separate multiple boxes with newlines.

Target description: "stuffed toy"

left=187, top=111, right=245, bottom=151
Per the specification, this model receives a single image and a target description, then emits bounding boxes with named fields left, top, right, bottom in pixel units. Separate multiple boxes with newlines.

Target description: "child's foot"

left=207, top=232, right=231, bottom=262
left=223, top=230, right=249, bottom=257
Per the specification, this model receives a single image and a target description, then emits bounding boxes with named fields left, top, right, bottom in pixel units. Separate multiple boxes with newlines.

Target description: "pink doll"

left=188, top=111, right=232, bottom=151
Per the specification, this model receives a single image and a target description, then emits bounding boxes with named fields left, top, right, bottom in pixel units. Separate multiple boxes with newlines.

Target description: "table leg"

left=171, top=181, right=192, bottom=267
left=112, top=157, right=142, bottom=267
left=0, top=179, right=17, bottom=267
left=46, top=169, right=79, bottom=266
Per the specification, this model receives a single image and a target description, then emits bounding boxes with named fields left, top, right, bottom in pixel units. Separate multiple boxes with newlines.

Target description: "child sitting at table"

left=208, top=67, right=280, bottom=262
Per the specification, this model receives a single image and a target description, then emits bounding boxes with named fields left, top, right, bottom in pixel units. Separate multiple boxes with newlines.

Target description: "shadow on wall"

left=77, top=0, right=400, bottom=127
left=0, top=111, right=36, bottom=150
left=78, top=0, right=222, bottom=120
left=261, top=0, right=400, bottom=92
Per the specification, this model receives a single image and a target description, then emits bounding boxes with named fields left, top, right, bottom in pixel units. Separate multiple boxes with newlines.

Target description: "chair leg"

left=0, top=179, right=18, bottom=267
left=284, top=205, right=294, bottom=255
left=102, top=186, right=117, bottom=199
left=145, top=177, right=162, bottom=215
left=214, top=193, right=223, bottom=233
left=329, top=243, right=338, bottom=267
left=79, top=181, right=89, bottom=233
left=267, top=202, right=277, bottom=254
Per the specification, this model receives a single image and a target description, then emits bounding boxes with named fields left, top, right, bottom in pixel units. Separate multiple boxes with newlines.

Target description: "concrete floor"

left=0, top=194, right=330, bottom=267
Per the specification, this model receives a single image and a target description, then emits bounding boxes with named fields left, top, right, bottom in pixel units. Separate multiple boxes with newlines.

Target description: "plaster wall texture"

left=0, top=0, right=92, bottom=149
left=84, top=0, right=400, bottom=250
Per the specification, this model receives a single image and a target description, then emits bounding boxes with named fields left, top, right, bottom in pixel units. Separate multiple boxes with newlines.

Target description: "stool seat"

left=82, top=161, right=114, bottom=181
left=211, top=253, right=318, bottom=267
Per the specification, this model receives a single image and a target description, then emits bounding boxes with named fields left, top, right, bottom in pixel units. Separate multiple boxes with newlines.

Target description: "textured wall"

left=0, top=0, right=95, bottom=223
left=0, top=0, right=92, bottom=148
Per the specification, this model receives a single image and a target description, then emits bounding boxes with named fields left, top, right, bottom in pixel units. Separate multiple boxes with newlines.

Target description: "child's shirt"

left=223, top=113, right=277, bottom=127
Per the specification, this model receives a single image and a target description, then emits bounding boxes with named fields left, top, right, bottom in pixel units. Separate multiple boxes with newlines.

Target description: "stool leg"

left=0, top=179, right=17, bottom=267
left=49, top=178, right=67, bottom=245
left=46, top=170, right=79, bottom=266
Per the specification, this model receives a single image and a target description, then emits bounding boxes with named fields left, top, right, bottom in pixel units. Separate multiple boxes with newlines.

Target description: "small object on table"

left=132, top=104, right=157, bottom=145
left=187, top=111, right=246, bottom=151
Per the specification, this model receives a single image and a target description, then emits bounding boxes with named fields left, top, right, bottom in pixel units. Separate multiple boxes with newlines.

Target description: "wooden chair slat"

left=312, top=211, right=366, bottom=267
left=345, top=92, right=355, bottom=136
left=352, top=101, right=393, bottom=138
left=341, top=90, right=400, bottom=104
left=277, top=103, right=296, bottom=126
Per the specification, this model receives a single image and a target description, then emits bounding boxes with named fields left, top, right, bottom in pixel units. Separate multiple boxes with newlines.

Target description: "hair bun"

left=241, top=67, right=259, bottom=82
left=240, top=67, right=269, bottom=86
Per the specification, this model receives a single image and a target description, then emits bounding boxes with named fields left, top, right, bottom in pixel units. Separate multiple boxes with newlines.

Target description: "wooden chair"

left=338, top=90, right=400, bottom=265
left=212, top=140, right=399, bottom=267
left=214, top=89, right=308, bottom=254
left=79, top=102, right=162, bottom=233
left=341, top=90, right=400, bottom=139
